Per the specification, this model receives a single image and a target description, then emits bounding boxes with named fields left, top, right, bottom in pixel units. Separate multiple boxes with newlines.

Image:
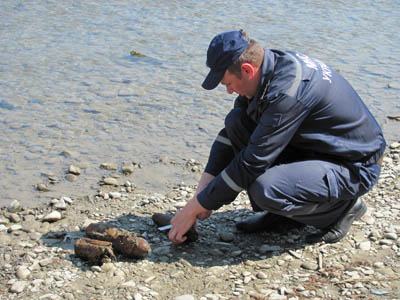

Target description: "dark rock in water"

left=152, top=212, right=199, bottom=243
left=86, top=222, right=151, bottom=259
left=0, top=99, right=15, bottom=110
left=387, top=115, right=400, bottom=121
left=74, top=237, right=116, bottom=264
left=130, top=50, right=146, bottom=57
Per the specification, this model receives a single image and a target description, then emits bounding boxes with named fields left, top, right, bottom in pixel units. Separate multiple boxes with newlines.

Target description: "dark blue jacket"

left=198, top=49, right=386, bottom=210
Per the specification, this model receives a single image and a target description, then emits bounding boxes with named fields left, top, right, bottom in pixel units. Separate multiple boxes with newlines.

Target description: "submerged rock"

left=130, top=50, right=146, bottom=57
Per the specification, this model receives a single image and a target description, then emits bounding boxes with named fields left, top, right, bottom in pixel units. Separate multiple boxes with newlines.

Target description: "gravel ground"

left=1, top=143, right=400, bottom=300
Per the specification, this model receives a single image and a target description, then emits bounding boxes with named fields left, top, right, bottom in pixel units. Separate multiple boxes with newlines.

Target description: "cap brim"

left=202, top=69, right=225, bottom=90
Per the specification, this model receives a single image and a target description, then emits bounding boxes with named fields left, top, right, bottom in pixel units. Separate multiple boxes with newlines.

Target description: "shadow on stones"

left=41, top=209, right=318, bottom=271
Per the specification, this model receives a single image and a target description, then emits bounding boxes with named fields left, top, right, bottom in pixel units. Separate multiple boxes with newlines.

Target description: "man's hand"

left=169, top=196, right=209, bottom=244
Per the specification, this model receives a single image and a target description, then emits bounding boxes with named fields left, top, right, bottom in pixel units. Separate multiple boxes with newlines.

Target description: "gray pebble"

left=65, top=174, right=77, bottom=182
left=152, top=246, right=171, bottom=256
left=259, top=245, right=283, bottom=254
left=301, top=261, right=318, bottom=270
left=39, top=258, right=53, bottom=267
left=10, top=213, right=21, bottom=223
left=256, top=272, right=267, bottom=279
left=103, top=177, right=119, bottom=186
left=380, top=239, right=393, bottom=246
left=36, top=183, right=51, bottom=192
left=384, top=232, right=397, bottom=240
left=100, top=163, right=118, bottom=170
left=219, top=232, right=234, bottom=242
left=122, top=165, right=134, bottom=174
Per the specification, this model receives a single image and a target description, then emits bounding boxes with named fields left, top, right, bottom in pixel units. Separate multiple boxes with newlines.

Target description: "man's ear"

left=241, top=63, right=256, bottom=78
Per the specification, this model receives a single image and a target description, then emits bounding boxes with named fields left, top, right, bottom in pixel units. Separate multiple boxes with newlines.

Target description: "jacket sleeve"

left=204, top=96, right=249, bottom=176
left=197, top=94, right=311, bottom=210
left=204, top=128, right=235, bottom=176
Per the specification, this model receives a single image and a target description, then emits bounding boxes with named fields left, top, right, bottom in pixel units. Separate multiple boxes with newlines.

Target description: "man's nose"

left=226, top=86, right=234, bottom=94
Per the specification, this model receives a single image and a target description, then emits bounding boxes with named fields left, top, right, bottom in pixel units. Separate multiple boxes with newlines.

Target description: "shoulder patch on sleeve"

left=259, top=112, right=282, bottom=128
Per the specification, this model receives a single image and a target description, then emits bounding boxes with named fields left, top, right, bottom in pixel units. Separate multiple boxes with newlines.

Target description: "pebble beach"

left=1, top=142, right=400, bottom=300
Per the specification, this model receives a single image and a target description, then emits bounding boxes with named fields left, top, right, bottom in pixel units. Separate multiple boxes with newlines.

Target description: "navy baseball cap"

left=202, top=30, right=249, bottom=90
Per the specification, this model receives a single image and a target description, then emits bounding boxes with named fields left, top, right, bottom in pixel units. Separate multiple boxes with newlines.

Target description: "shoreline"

left=1, top=143, right=399, bottom=299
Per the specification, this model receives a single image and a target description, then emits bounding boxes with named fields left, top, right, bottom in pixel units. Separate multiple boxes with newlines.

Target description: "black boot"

left=236, top=212, right=304, bottom=233
left=306, top=198, right=367, bottom=244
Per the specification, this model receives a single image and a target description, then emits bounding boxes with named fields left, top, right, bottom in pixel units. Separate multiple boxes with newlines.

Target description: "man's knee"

left=248, top=175, right=278, bottom=212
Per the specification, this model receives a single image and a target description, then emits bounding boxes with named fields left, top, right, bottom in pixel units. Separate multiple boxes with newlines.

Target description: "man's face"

left=220, top=69, right=253, bottom=99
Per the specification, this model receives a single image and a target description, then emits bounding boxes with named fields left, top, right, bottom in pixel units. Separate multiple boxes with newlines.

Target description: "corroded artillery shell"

left=74, top=237, right=116, bottom=264
left=152, top=213, right=199, bottom=243
left=85, top=222, right=151, bottom=259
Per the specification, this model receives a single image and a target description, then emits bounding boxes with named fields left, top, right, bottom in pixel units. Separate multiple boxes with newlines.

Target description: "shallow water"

left=1, top=0, right=399, bottom=207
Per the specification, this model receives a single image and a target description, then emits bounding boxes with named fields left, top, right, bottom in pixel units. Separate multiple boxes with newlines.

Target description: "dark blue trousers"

left=225, top=108, right=381, bottom=229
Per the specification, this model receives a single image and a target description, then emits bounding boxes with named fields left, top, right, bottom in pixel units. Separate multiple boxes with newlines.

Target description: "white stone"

left=138, top=286, right=151, bottom=292
left=43, top=211, right=62, bottom=222
left=359, top=241, right=371, bottom=251
left=109, top=192, right=122, bottom=199
left=373, top=262, right=385, bottom=268
left=0, top=217, right=9, bottom=225
left=175, top=201, right=187, bottom=208
left=174, top=295, right=195, bottom=300
left=390, top=142, right=400, bottom=149
left=9, top=224, right=22, bottom=232
left=133, top=293, right=143, bottom=300
left=8, top=200, right=21, bottom=213
left=0, top=224, right=8, bottom=232
left=209, top=266, right=225, bottom=275
left=39, top=293, right=62, bottom=299
left=62, top=196, right=73, bottom=204
left=68, top=165, right=81, bottom=175
left=268, top=293, right=287, bottom=300
left=55, top=199, right=67, bottom=210
left=10, top=281, right=27, bottom=293
left=120, top=280, right=136, bottom=288
left=16, top=267, right=31, bottom=280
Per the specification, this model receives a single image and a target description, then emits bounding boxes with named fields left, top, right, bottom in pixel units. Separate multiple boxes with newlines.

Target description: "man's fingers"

left=168, top=227, right=187, bottom=244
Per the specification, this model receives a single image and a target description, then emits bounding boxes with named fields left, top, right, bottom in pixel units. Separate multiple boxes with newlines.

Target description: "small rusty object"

left=74, top=237, right=116, bottom=264
left=152, top=212, right=199, bottom=243
left=85, top=222, right=151, bottom=259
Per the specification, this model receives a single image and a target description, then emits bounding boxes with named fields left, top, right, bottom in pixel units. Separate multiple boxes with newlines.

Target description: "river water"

left=1, top=0, right=399, bottom=207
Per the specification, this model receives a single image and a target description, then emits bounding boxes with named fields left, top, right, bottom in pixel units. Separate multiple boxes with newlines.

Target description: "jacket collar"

left=253, top=49, right=275, bottom=102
